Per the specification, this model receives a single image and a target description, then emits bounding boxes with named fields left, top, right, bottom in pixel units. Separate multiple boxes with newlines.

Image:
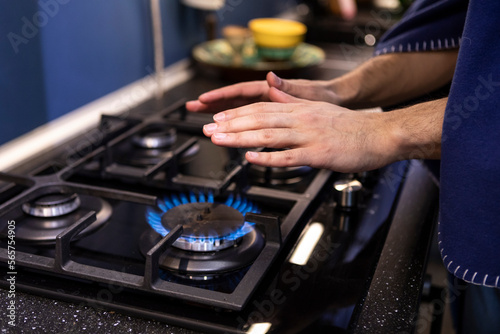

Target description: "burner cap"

left=22, top=193, right=81, bottom=218
left=15, top=195, right=112, bottom=244
left=116, top=128, right=200, bottom=167
left=132, top=126, right=177, bottom=149
left=162, top=203, right=245, bottom=252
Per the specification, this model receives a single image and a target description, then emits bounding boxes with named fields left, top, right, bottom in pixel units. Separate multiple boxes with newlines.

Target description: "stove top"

left=0, top=95, right=437, bottom=333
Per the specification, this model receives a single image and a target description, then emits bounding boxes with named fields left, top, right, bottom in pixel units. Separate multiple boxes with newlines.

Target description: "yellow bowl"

left=249, top=18, right=307, bottom=49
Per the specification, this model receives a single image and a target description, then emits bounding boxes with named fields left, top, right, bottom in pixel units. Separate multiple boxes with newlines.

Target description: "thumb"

left=266, top=71, right=317, bottom=101
left=267, top=71, right=297, bottom=94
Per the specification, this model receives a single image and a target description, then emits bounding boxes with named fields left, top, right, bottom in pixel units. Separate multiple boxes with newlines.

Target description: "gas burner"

left=132, top=125, right=177, bottom=149
left=140, top=192, right=264, bottom=277
left=22, top=193, right=81, bottom=217
left=147, top=192, right=259, bottom=252
left=12, top=193, right=112, bottom=244
left=161, top=202, right=247, bottom=251
left=139, top=227, right=264, bottom=278
left=249, top=165, right=313, bottom=185
left=114, top=125, right=200, bottom=167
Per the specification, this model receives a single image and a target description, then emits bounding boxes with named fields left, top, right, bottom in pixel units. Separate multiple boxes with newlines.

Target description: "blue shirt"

left=375, top=0, right=500, bottom=288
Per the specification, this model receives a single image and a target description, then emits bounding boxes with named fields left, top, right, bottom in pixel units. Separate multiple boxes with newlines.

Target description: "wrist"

left=386, top=99, right=446, bottom=162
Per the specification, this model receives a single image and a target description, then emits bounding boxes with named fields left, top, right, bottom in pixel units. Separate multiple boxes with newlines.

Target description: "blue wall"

left=0, top=0, right=293, bottom=146
left=39, top=0, right=155, bottom=121
left=0, top=1, right=47, bottom=144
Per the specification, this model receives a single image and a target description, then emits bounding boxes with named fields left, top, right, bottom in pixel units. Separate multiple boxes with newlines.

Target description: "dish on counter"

left=192, top=38, right=325, bottom=81
left=249, top=18, right=307, bottom=60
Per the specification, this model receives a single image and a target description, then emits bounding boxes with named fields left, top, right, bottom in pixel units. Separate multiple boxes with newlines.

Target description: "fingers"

left=198, top=81, right=268, bottom=103
left=203, top=103, right=296, bottom=145
left=204, top=112, right=293, bottom=137
left=186, top=81, right=269, bottom=113
left=185, top=100, right=207, bottom=112
left=266, top=71, right=282, bottom=88
left=186, top=98, right=259, bottom=113
left=211, top=100, right=293, bottom=123
left=208, top=128, right=298, bottom=149
left=267, top=71, right=341, bottom=104
left=245, top=149, right=310, bottom=167
left=267, top=72, right=307, bottom=100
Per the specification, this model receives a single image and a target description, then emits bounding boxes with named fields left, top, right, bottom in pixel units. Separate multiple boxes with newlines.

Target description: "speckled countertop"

left=0, top=290, right=201, bottom=333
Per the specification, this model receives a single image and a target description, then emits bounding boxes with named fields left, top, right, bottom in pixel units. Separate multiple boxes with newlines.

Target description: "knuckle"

left=282, top=150, right=296, bottom=164
left=259, top=129, right=275, bottom=144
left=254, top=102, right=268, bottom=113
left=251, top=113, right=267, bottom=127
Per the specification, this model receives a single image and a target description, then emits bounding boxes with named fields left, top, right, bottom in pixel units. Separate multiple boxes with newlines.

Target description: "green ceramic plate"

left=193, top=39, right=325, bottom=72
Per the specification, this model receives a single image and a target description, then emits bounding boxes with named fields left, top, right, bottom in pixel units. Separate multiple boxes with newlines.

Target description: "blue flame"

left=147, top=191, right=260, bottom=242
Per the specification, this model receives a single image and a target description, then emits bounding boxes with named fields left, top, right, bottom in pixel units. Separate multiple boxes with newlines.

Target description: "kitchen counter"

left=0, top=290, right=199, bottom=333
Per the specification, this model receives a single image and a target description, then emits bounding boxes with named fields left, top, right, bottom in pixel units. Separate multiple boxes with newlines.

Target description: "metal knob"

left=333, top=179, right=363, bottom=209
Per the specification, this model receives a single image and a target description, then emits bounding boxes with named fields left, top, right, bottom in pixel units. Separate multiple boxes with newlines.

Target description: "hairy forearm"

left=385, top=97, right=447, bottom=162
left=331, top=50, right=458, bottom=109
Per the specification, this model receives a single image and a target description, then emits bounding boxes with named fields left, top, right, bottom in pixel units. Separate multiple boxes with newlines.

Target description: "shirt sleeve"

left=440, top=0, right=500, bottom=288
left=374, top=0, right=469, bottom=56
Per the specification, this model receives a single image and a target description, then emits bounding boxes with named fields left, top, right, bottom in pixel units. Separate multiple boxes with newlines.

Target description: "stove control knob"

left=333, top=179, right=363, bottom=210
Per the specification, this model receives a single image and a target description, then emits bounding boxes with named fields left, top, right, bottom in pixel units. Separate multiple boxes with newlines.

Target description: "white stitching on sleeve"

left=375, top=37, right=461, bottom=58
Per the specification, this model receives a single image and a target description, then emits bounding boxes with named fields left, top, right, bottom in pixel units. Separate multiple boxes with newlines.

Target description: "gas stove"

left=0, top=88, right=438, bottom=332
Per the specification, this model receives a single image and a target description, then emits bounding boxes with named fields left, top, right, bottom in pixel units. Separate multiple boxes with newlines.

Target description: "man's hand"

left=202, top=88, right=396, bottom=172
left=186, top=72, right=341, bottom=113
left=202, top=88, right=446, bottom=173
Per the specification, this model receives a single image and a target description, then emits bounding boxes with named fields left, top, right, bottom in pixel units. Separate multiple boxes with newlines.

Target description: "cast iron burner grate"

left=141, top=192, right=265, bottom=278
left=114, top=123, right=201, bottom=167
left=13, top=192, right=112, bottom=244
